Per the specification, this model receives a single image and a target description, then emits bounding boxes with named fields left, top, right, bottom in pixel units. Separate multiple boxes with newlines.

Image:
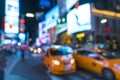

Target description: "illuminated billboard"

left=38, top=22, right=50, bottom=44
left=4, top=16, right=19, bottom=34
left=67, top=3, right=92, bottom=34
left=5, top=0, right=19, bottom=34
left=19, top=33, right=26, bottom=43
left=57, top=23, right=67, bottom=34
left=5, top=0, right=19, bottom=16
left=66, top=0, right=78, bottom=11
left=44, top=5, right=59, bottom=31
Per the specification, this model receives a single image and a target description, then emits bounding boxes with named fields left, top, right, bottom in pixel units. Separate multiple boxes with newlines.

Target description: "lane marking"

left=5, top=57, right=20, bottom=74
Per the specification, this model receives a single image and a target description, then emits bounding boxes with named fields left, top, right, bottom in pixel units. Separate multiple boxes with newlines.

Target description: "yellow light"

left=92, top=8, right=120, bottom=18
left=76, top=33, right=85, bottom=38
left=116, top=13, right=120, bottom=17
left=70, top=59, right=75, bottom=64
left=37, top=48, right=41, bottom=53
left=33, top=49, right=37, bottom=54
left=52, top=60, right=60, bottom=65
left=29, top=47, right=33, bottom=52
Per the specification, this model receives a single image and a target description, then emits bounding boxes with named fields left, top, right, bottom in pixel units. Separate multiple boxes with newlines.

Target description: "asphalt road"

left=4, top=53, right=105, bottom=80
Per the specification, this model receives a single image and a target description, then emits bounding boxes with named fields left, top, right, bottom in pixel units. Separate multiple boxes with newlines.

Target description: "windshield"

left=98, top=51, right=119, bottom=59
left=50, top=48, right=71, bottom=56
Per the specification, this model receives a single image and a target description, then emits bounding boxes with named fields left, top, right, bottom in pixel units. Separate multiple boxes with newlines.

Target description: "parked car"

left=73, top=48, right=120, bottom=80
left=42, top=45, right=76, bottom=75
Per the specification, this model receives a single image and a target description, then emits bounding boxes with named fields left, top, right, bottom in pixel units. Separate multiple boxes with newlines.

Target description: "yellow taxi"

left=42, top=45, right=76, bottom=75
left=73, top=48, right=120, bottom=80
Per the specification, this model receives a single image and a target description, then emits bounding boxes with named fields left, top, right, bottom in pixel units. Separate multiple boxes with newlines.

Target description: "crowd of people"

left=95, top=39, right=119, bottom=52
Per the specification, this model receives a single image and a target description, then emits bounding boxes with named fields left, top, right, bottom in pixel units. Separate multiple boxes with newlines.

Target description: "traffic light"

left=105, top=27, right=110, bottom=32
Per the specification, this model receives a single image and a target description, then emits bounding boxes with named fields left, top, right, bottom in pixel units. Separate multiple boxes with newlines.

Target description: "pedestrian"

left=104, top=40, right=111, bottom=50
left=94, top=43, right=99, bottom=50
left=0, top=48, right=7, bottom=80
left=112, top=40, right=118, bottom=52
left=21, top=44, right=27, bottom=61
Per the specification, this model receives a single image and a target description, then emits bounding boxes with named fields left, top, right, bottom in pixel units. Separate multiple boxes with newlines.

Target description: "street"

left=4, top=51, right=106, bottom=80
left=0, top=0, right=120, bottom=80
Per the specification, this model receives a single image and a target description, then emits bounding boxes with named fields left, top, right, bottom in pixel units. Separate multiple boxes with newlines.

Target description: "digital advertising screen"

left=67, top=3, right=92, bottom=34
left=44, top=5, right=59, bottom=31
left=5, top=0, right=19, bottom=17
left=66, top=0, right=78, bottom=11
left=19, top=33, right=26, bottom=43
left=38, top=22, right=50, bottom=44
left=39, top=0, right=51, bottom=8
left=4, top=16, right=19, bottom=34
left=4, top=33, right=18, bottom=39
left=5, top=0, right=19, bottom=34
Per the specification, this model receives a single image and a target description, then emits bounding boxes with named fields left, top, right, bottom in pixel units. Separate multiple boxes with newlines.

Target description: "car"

left=42, top=45, right=76, bottom=75
left=73, top=48, right=120, bottom=80
left=29, top=45, right=42, bottom=54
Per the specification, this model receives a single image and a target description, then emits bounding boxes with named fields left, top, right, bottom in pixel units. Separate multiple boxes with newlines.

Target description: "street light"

left=100, top=19, right=107, bottom=24
left=25, top=12, right=36, bottom=45
left=25, top=13, right=35, bottom=18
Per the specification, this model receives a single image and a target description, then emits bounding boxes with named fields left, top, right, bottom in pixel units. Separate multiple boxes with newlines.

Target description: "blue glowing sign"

left=39, top=0, right=51, bottom=8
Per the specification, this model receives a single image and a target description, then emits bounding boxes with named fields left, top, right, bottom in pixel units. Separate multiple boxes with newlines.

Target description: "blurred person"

left=0, top=47, right=7, bottom=80
left=104, top=40, right=111, bottom=50
left=94, top=43, right=100, bottom=50
left=75, top=43, right=79, bottom=49
left=21, top=44, right=27, bottom=61
left=112, top=40, right=119, bottom=51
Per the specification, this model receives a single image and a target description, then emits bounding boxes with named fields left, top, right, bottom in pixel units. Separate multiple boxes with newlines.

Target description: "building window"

left=94, top=16, right=99, bottom=32
left=96, top=35, right=104, bottom=43
left=112, top=19, right=116, bottom=32
left=116, top=20, right=120, bottom=32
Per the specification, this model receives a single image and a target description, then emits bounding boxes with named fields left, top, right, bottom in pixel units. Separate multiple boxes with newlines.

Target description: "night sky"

left=20, top=0, right=39, bottom=45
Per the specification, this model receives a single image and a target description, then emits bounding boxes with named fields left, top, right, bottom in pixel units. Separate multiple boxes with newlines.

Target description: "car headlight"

left=114, top=64, right=120, bottom=70
left=33, top=49, right=37, bottom=54
left=37, top=48, right=41, bottom=53
left=29, top=47, right=33, bottom=52
left=70, top=59, right=75, bottom=64
left=52, top=60, right=60, bottom=65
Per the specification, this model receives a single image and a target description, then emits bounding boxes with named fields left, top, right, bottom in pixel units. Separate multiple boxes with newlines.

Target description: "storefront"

left=66, top=2, right=93, bottom=48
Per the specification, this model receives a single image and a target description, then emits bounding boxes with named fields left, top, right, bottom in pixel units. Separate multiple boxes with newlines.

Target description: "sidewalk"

left=4, top=50, right=27, bottom=80
left=5, top=56, right=48, bottom=80
left=5, top=74, right=27, bottom=80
